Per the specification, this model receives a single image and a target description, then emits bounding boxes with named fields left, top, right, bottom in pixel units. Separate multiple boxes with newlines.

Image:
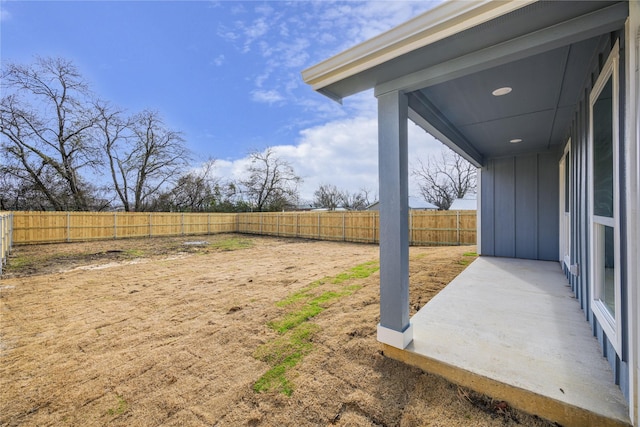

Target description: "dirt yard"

left=0, top=234, right=555, bottom=426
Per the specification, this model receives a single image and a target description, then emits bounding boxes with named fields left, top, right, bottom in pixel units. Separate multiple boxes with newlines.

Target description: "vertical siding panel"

left=616, top=35, right=629, bottom=369
left=537, top=152, right=560, bottom=261
left=515, top=154, right=538, bottom=259
left=480, top=161, right=495, bottom=256
left=570, top=112, right=580, bottom=299
left=494, top=157, right=516, bottom=257
left=567, top=117, right=576, bottom=294
left=581, top=90, right=592, bottom=318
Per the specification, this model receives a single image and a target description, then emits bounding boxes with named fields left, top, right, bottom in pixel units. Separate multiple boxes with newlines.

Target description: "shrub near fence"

left=11, top=210, right=475, bottom=246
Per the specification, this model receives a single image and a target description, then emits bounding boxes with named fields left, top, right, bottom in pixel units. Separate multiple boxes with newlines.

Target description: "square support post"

left=376, top=90, right=412, bottom=349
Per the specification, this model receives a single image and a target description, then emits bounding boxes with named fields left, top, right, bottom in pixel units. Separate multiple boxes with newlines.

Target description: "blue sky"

left=1, top=0, right=444, bottom=202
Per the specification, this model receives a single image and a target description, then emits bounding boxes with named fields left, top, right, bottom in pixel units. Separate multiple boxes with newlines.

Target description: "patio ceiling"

left=302, top=1, right=629, bottom=166
left=407, top=36, right=602, bottom=161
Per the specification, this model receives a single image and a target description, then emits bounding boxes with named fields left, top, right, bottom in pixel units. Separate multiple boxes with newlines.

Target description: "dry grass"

left=0, top=235, right=555, bottom=426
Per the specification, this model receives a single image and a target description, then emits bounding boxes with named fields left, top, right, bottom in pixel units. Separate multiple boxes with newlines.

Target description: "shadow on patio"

left=382, top=257, right=630, bottom=427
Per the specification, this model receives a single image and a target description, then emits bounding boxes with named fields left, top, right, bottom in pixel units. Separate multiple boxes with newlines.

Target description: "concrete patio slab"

left=382, top=256, right=630, bottom=427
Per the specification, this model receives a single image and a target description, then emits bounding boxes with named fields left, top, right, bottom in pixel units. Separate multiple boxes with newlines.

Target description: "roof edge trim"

left=301, top=0, right=537, bottom=92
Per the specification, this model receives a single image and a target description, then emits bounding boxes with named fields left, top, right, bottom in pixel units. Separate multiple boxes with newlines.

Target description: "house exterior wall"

left=480, top=27, right=633, bottom=405
left=479, top=151, right=559, bottom=261
left=564, top=30, right=630, bottom=401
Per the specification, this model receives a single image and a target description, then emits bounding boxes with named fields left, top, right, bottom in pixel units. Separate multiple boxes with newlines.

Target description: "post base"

left=377, top=323, right=413, bottom=349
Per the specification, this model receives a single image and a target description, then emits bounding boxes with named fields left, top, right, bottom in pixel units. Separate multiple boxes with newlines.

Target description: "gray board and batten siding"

left=480, top=151, right=559, bottom=261
left=482, top=28, right=630, bottom=402
left=565, top=30, right=630, bottom=402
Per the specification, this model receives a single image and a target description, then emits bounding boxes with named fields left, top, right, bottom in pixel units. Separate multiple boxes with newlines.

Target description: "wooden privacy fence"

left=1, top=212, right=13, bottom=274
left=11, top=210, right=476, bottom=246
left=12, top=211, right=237, bottom=245
left=236, top=211, right=476, bottom=246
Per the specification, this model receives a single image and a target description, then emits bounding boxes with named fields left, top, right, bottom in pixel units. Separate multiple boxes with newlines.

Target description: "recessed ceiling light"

left=492, top=87, right=512, bottom=96
left=510, top=138, right=523, bottom=144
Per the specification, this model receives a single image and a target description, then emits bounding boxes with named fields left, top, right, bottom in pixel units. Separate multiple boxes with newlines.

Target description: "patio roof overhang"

left=301, top=0, right=628, bottom=167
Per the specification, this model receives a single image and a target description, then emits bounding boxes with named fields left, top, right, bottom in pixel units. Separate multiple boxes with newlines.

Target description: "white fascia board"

left=376, top=2, right=629, bottom=97
left=301, top=0, right=537, bottom=93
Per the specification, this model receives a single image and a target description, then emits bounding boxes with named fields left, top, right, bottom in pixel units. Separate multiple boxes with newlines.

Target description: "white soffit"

left=301, top=0, right=537, bottom=93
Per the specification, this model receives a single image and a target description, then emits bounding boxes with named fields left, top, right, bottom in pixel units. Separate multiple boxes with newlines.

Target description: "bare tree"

left=241, top=147, right=301, bottom=211
left=313, top=184, right=375, bottom=211
left=209, top=181, right=251, bottom=212
left=412, top=148, right=477, bottom=210
left=99, top=109, right=190, bottom=211
left=0, top=165, right=61, bottom=210
left=94, top=102, right=133, bottom=210
left=0, top=57, right=101, bottom=210
left=313, top=184, right=344, bottom=210
left=166, top=159, right=219, bottom=212
left=341, top=188, right=372, bottom=211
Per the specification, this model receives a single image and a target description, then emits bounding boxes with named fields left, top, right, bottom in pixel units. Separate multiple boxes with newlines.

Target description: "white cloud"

left=211, top=54, right=225, bottom=66
left=220, top=1, right=441, bottom=119
left=242, top=18, right=270, bottom=53
left=212, top=112, right=445, bottom=203
left=211, top=1, right=448, bottom=204
left=251, top=89, right=284, bottom=104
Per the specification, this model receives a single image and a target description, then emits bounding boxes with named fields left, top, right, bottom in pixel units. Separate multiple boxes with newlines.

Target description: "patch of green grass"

left=275, top=279, right=326, bottom=308
left=253, top=323, right=319, bottom=396
left=209, top=237, right=254, bottom=251
left=106, top=394, right=128, bottom=416
left=5, top=255, right=32, bottom=270
left=269, top=287, right=363, bottom=334
left=275, top=261, right=377, bottom=308
left=459, top=251, right=478, bottom=265
left=330, top=261, right=379, bottom=284
left=269, top=303, right=324, bottom=334
left=253, top=260, right=376, bottom=395
left=123, top=249, right=145, bottom=258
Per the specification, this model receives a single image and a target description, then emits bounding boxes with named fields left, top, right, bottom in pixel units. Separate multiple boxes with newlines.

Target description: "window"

left=589, top=41, right=621, bottom=353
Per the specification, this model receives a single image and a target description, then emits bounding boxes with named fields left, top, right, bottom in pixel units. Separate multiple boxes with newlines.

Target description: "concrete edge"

left=381, top=343, right=632, bottom=427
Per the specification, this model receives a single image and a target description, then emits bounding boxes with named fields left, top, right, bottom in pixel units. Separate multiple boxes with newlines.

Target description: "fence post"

left=456, top=210, right=460, bottom=246
left=9, top=212, right=13, bottom=251
left=342, top=212, right=346, bottom=242
left=317, top=213, right=321, bottom=239
left=0, top=215, right=3, bottom=275
left=114, top=212, right=117, bottom=239
left=207, top=213, right=210, bottom=235
left=66, top=212, right=71, bottom=243
left=0, top=214, right=6, bottom=276
left=149, top=213, right=152, bottom=237
left=371, top=212, right=375, bottom=243
left=409, top=211, right=413, bottom=246
left=181, top=212, right=185, bottom=236
left=276, top=214, right=280, bottom=237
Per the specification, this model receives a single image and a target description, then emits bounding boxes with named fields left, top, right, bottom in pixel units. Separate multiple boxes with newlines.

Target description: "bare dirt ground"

left=0, top=234, right=556, bottom=426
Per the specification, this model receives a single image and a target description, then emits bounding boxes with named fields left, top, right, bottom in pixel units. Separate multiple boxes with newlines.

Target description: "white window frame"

left=559, top=140, right=571, bottom=269
left=588, top=40, right=622, bottom=354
